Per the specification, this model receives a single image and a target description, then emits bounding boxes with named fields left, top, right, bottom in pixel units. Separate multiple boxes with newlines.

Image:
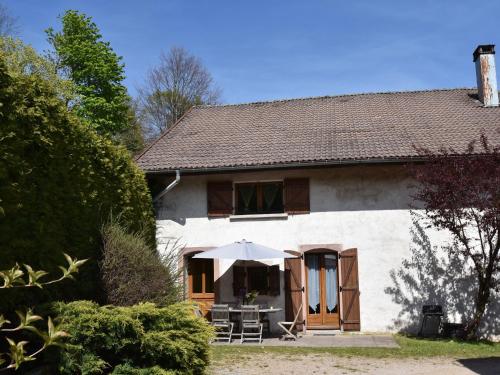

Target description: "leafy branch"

left=0, top=253, right=87, bottom=289
left=0, top=253, right=87, bottom=370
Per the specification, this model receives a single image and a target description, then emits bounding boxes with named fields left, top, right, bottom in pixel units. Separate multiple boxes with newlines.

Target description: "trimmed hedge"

left=52, top=301, right=214, bottom=374
left=0, top=49, right=155, bottom=306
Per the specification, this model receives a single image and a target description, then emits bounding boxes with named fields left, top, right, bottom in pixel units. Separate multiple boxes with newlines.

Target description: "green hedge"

left=51, top=301, right=214, bottom=374
left=0, top=49, right=155, bottom=306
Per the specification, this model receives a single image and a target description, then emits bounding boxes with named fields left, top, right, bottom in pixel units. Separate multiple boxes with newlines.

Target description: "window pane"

left=325, top=254, right=338, bottom=314
left=205, top=260, right=214, bottom=293
left=236, top=184, right=258, bottom=214
left=191, top=260, right=203, bottom=293
left=247, top=266, right=268, bottom=293
left=306, top=254, right=321, bottom=314
left=262, top=182, right=283, bottom=213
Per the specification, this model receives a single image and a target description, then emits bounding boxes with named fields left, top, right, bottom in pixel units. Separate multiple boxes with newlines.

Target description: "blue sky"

left=3, top=0, right=500, bottom=104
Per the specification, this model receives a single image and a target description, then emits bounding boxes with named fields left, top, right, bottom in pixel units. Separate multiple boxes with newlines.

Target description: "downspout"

left=153, top=170, right=180, bottom=203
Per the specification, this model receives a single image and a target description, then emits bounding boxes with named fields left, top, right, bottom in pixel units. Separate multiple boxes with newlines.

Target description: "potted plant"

left=245, top=290, right=259, bottom=304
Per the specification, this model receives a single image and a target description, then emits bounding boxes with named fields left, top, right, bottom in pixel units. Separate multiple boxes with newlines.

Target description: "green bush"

left=100, top=220, right=181, bottom=306
left=52, top=301, right=214, bottom=374
left=0, top=47, right=155, bottom=308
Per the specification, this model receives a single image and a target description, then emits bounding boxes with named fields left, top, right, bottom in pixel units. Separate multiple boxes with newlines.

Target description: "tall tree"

left=411, top=134, right=500, bottom=339
left=46, top=10, right=130, bottom=136
left=0, top=4, right=18, bottom=37
left=137, top=46, right=221, bottom=140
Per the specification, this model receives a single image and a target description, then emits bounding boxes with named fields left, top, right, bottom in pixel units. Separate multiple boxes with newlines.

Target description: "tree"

left=411, top=134, right=500, bottom=339
left=0, top=47, right=155, bottom=308
left=0, top=4, right=18, bottom=37
left=0, top=37, right=76, bottom=103
left=137, top=46, right=221, bottom=140
left=46, top=10, right=130, bottom=136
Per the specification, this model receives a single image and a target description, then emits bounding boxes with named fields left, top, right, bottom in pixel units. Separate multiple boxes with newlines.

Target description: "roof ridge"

left=195, top=87, right=476, bottom=109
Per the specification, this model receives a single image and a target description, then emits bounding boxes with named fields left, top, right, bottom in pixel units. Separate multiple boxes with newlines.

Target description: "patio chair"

left=211, top=304, right=234, bottom=343
left=240, top=305, right=263, bottom=343
left=278, top=302, right=303, bottom=340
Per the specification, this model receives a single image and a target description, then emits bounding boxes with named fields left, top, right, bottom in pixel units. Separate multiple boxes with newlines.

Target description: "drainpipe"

left=153, top=170, right=180, bottom=203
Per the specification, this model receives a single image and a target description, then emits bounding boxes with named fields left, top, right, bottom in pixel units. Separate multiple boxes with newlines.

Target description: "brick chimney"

left=473, top=45, right=499, bottom=107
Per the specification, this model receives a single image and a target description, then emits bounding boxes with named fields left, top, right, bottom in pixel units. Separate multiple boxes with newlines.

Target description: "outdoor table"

left=209, top=306, right=283, bottom=337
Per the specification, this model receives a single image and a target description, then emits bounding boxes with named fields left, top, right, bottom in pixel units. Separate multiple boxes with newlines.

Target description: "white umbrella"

left=192, top=239, right=296, bottom=260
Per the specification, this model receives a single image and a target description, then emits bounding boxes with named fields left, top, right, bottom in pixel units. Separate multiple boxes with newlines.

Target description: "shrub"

left=100, top=220, right=181, bottom=306
left=0, top=46, right=155, bottom=308
left=52, top=301, right=213, bottom=374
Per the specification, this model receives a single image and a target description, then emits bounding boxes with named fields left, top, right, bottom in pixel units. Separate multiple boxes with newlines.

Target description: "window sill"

left=229, top=213, right=288, bottom=221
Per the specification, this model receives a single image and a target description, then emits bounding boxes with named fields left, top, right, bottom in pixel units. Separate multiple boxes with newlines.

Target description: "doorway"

left=305, top=252, right=340, bottom=328
left=186, top=256, right=214, bottom=317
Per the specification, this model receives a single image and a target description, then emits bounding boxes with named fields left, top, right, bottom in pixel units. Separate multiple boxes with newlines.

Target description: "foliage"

left=0, top=36, right=76, bottom=103
left=410, top=134, right=500, bottom=339
left=52, top=301, right=214, bottom=374
left=0, top=254, right=86, bottom=370
left=137, top=46, right=221, bottom=140
left=46, top=10, right=130, bottom=136
left=115, top=101, right=146, bottom=155
left=112, top=364, right=176, bottom=375
left=0, top=48, right=155, bottom=308
left=100, top=220, right=181, bottom=306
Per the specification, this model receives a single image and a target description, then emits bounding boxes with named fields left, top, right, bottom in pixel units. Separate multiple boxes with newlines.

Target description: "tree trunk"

left=465, top=277, right=490, bottom=340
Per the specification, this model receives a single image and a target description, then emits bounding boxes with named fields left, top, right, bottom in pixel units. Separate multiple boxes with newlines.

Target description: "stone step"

left=305, top=329, right=341, bottom=336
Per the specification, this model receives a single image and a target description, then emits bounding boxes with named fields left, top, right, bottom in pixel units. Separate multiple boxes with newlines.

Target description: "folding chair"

left=211, top=304, right=234, bottom=343
left=240, top=305, right=263, bottom=343
left=278, top=303, right=303, bottom=340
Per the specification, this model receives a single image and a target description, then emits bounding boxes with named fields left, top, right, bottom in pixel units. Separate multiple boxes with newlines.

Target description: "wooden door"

left=305, top=253, right=340, bottom=328
left=187, top=257, right=215, bottom=317
left=285, top=258, right=304, bottom=330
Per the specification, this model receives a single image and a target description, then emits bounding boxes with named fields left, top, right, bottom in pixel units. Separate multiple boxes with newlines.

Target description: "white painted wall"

left=154, top=165, right=499, bottom=337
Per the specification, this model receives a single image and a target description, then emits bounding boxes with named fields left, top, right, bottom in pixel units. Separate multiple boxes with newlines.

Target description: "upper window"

left=235, top=182, right=284, bottom=215
left=206, top=178, right=309, bottom=217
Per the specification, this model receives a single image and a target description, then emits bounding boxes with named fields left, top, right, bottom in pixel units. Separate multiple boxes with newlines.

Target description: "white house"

left=136, top=45, right=500, bottom=336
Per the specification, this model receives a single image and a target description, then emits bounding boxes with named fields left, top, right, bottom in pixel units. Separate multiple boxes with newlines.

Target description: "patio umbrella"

left=192, top=239, right=296, bottom=260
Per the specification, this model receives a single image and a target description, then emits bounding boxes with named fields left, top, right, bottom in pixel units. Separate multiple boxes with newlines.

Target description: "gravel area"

left=210, top=354, right=500, bottom=375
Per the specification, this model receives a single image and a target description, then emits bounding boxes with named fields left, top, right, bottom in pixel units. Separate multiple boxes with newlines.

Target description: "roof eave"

left=141, top=156, right=427, bottom=175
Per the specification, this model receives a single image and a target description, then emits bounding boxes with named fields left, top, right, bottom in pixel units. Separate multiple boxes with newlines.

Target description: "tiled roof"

left=136, top=89, right=500, bottom=172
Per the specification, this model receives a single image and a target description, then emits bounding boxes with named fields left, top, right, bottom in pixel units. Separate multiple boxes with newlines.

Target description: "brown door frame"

left=304, top=251, right=341, bottom=329
left=299, top=244, right=343, bottom=331
left=181, top=247, right=218, bottom=317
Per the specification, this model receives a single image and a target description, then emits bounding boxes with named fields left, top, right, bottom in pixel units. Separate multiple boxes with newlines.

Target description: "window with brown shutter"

left=207, top=181, right=233, bottom=217
left=232, top=265, right=280, bottom=296
left=284, top=178, right=310, bottom=214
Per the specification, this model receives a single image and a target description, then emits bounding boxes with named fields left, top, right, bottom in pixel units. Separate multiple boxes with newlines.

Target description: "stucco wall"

left=154, top=164, right=498, bottom=336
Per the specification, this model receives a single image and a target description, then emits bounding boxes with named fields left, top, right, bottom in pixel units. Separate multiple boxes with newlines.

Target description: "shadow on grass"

left=457, top=357, right=500, bottom=375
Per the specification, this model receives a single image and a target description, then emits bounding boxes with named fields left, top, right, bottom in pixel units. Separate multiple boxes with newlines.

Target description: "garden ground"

left=209, top=335, right=500, bottom=374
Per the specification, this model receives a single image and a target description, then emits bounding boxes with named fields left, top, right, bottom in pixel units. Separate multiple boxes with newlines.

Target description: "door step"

left=306, top=329, right=341, bottom=336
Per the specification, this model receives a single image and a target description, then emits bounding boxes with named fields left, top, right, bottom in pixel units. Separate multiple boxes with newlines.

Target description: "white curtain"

left=325, top=254, right=338, bottom=312
left=307, top=254, right=320, bottom=313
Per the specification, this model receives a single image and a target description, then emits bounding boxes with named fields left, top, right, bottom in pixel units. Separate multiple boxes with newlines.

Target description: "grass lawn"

left=211, top=335, right=500, bottom=363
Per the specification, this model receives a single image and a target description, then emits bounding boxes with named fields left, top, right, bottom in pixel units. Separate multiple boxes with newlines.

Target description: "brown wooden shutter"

left=340, top=248, right=360, bottom=331
left=284, top=257, right=304, bottom=329
left=207, top=181, right=233, bottom=217
left=268, top=265, right=280, bottom=296
left=233, top=265, right=246, bottom=297
left=284, top=178, right=310, bottom=214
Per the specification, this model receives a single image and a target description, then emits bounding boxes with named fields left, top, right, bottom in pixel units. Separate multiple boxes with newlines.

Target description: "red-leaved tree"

left=411, top=134, right=499, bottom=340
